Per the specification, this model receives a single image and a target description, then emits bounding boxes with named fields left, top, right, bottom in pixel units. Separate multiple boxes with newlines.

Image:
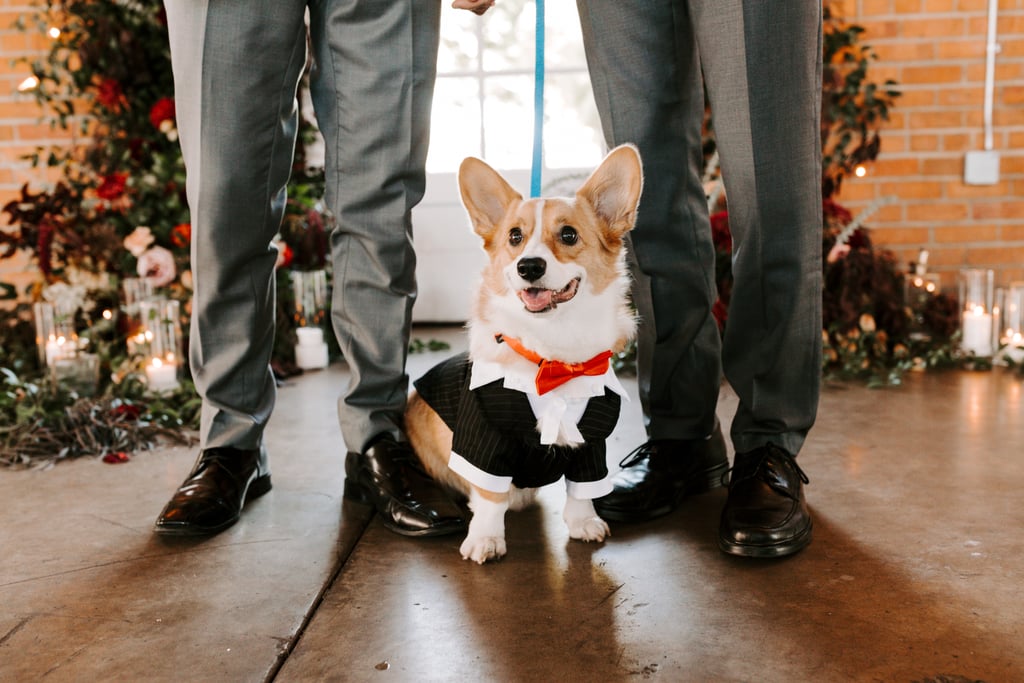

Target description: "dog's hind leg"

left=563, top=495, right=610, bottom=543
left=461, top=486, right=509, bottom=564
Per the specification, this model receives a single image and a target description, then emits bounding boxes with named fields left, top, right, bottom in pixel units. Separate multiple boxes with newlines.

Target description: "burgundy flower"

left=712, top=298, right=729, bottom=332
left=96, top=173, right=128, bottom=200
left=37, top=218, right=55, bottom=276
left=710, top=211, right=732, bottom=252
left=822, top=198, right=853, bottom=225
left=95, top=77, right=126, bottom=110
left=149, top=97, right=176, bottom=130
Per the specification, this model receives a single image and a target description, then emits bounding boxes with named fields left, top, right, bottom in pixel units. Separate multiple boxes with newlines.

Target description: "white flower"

left=137, top=246, right=177, bottom=288
left=180, top=270, right=193, bottom=290
left=42, top=282, right=88, bottom=315
left=124, top=226, right=155, bottom=257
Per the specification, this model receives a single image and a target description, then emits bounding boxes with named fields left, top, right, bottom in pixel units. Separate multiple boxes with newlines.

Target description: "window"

left=427, top=1, right=605, bottom=177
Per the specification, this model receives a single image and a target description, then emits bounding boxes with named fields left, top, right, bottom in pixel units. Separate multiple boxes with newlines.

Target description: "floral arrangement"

left=0, top=0, right=330, bottom=467
left=3, top=1, right=190, bottom=294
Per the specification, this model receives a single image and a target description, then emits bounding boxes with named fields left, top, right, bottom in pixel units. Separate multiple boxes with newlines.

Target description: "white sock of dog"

left=563, top=495, right=610, bottom=543
left=461, top=488, right=509, bottom=564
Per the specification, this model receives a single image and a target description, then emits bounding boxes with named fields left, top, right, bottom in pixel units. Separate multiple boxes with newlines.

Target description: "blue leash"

left=530, top=0, right=544, bottom=197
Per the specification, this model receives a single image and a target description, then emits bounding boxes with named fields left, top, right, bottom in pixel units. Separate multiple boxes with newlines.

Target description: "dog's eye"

left=508, top=227, right=523, bottom=246
left=559, top=226, right=579, bottom=245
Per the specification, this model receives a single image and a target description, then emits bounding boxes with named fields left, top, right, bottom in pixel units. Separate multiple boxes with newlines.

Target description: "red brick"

left=935, top=224, right=1001, bottom=241
left=901, top=17, right=967, bottom=38
left=909, top=110, right=966, bottom=128
left=972, top=201, right=1024, bottom=220
left=910, top=134, right=941, bottom=151
left=906, top=201, right=970, bottom=221
left=881, top=180, right=945, bottom=198
left=902, top=65, right=965, bottom=85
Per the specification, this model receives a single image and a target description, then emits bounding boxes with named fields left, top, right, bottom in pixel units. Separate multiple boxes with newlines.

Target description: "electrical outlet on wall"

left=964, top=150, right=1000, bottom=185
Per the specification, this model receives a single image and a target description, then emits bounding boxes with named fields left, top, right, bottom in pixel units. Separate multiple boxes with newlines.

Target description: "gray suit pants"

left=165, top=0, right=441, bottom=454
left=577, top=0, right=823, bottom=455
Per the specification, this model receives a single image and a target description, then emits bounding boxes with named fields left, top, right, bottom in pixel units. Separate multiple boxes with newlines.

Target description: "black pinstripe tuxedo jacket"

left=414, top=352, right=621, bottom=490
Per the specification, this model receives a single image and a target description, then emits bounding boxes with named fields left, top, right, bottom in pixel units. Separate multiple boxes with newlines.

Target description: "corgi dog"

left=406, top=144, right=643, bottom=564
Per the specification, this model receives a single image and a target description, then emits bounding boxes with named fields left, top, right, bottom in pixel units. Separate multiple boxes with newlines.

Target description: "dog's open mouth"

left=518, top=277, right=580, bottom=313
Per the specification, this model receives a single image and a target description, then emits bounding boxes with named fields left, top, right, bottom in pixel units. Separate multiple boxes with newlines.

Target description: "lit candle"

left=145, top=357, right=179, bottom=392
left=961, top=305, right=993, bottom=357
left=1003, top=331, right=1024, bottom=363
left=45, top=335, right=66, bottom=366
left=294, top=326, right=328, bottom=370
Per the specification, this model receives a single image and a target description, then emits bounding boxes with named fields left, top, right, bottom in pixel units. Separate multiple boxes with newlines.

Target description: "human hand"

left=452, top=0, right=495, bottom=16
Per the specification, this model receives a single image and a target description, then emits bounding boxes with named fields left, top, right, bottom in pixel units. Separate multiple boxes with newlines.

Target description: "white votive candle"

left=295, top=326, right=324, bottom=346
left=295, top=326, right=329, bottom=370
left=145, top=357, right=179, bottom=392
left=44, top=335, right=64, bottom=367
left=961, top=306, right=993, bottom=356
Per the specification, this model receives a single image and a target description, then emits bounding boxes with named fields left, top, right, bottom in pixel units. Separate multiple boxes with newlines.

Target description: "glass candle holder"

left=139, top=297, right=183, bottom=392
left=33, top=301, right=78, bottom=368
left=291, top=269, right=329, bottom=328
left=904, top=272, right=940, bottom=341
left=122, top=277, right=154, bottom=357
left=51, top=351, right=99, bottom=397
left=999, top=281, right=1024, bottom=362
left=958, top=268, right=995, bottom=357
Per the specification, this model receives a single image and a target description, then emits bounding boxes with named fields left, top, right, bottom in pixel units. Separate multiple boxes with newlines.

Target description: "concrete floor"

left=1, top=325, right=1021, bottom=682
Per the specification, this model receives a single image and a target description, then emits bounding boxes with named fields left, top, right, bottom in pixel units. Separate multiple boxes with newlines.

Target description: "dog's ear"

left=458, top=157, right=523, bottom=241
left=576, top=144, right=643, bottom=238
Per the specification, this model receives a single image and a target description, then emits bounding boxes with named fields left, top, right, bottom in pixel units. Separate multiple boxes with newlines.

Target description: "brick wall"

left=0, top=0, right=67, bottom=293
left=0, top=0, right=65, bottom=204
left=1, top=2, right=1023, bottom=295
left=836, top=0, right=1024, bottom=292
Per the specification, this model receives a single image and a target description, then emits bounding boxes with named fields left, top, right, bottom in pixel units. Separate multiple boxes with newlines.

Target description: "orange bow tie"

left=496, top=334, right=612, bottom=395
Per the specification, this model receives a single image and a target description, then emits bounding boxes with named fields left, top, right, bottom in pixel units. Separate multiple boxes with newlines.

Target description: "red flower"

left=149, top=97, right=176, bottom=130
left=710, top=211, right=732, bottom=252
left=102, top=451, right=131, bottom=464
left=111, top=403, right=141, bottom=421
left=277, top=242, right=294, bottom=269
left=170, top=223, right=191, bottom=248
left=96, top=173, right=128, bottom=200
left=95, top=77, right=126, bottom=110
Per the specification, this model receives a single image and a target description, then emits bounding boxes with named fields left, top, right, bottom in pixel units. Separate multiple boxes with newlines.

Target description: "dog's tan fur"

left=406, top=145, right=643, bottom=563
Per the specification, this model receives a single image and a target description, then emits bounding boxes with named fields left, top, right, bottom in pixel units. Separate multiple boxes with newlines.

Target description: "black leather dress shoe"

left=344, top=436, right=467, bottom=537
left=593, top=425, right=729, bottom=522
left=154, top=446, right=272, bottom=536
left=718, top=443, right=812, bottom=558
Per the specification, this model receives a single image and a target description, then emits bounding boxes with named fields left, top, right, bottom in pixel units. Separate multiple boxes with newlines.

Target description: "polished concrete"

left=1, top=326, right=1022, bottom=682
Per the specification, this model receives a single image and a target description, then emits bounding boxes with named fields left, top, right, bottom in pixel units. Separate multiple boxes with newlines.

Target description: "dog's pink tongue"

left=520, top=288, right=553, bottom=312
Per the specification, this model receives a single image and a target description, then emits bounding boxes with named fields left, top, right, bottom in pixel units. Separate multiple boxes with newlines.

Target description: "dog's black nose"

left=517, top=257, right=546, bottom=282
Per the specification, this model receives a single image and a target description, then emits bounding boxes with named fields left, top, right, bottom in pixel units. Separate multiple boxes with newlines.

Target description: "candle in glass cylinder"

left=145, top=357, right=179, bottom=392
left=961, top=305, right=993, bottom=357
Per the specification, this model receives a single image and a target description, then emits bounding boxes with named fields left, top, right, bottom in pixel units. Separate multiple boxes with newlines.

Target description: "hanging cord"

left=530, top=0, right=545, bottom=197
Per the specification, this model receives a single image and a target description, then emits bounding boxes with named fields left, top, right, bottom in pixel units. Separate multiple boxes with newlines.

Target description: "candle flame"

left=151, top=357, right=163, bottom=369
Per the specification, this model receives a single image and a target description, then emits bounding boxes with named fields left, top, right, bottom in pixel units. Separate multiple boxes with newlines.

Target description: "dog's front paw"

left=567, top=515, right=610, bottom=543
left=460, top=535, right=507, bottom=564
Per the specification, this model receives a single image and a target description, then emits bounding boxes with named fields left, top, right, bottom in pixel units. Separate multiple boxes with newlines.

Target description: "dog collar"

left=495, top=334, right=613, bottom=396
